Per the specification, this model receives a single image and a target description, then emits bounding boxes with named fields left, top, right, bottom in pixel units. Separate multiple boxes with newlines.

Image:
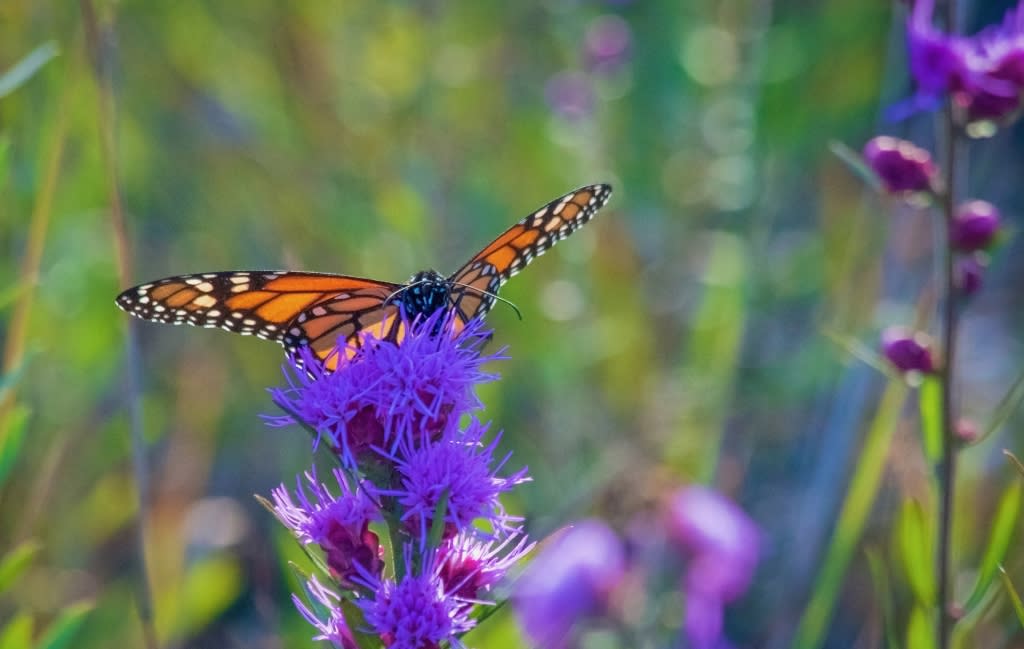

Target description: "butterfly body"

left=398, top=270, right=453, bottom=319
left=117, top=184, right=612, bottom=368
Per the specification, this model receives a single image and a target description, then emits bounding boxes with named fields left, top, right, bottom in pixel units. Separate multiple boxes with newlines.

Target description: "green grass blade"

left=897, top=498, right=935, bottom=605
left=792, top=381, right=907, bottom=649
left=0, top=540, right=40, bottom=594
left=963, top=481, right=1022, bottom=612
left=1000, top=565, right=1024, bottom=628
left=0, top=612, right=32, bottom=649
left=865, top=547, right=898, bottom=649
left=829, top=140, right=883, bottom=192
left=0, top=42, right=60, bottom=99
left=984, top=369, right=1024, bottom=440
left=905, top=604, right=936, bottom=649
left=918, top=376, right=942, bottom=462
left=0, top=405, right=29, bottom=491
left=33, top=601, right=92, bottom=649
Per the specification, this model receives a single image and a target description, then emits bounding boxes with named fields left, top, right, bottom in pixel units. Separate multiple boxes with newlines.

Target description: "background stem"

left=936, top=3, right=960, bottom=648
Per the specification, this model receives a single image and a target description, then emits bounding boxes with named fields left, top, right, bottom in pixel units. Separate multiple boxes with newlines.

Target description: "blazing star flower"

left=293, top=574, right=359, bottom=649
left=353, top=547, right=476, bottom=649
left=514, top=520, right=627, bottom=649
left=270, top=467, right=384, bottom=586
left=663, top=486, right=759, bottom=649
left=267, top=311, right=502, bottom=467
left=900, top=0, right=1024, bottom=125
left=373, top=418, right=529, bottom=541
left=438, top=528, right=535, bottom=608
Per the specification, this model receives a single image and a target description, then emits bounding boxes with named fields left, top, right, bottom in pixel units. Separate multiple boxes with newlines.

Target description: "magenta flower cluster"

left=514, top=487, right=759, bottom=649
left=266, top=311, right=533, bottom=649
left=899, top=0, right=1024, bottom=125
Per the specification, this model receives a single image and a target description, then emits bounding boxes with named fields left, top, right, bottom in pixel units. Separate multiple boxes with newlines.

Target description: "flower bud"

left=950, top=200, right=1000, bottom=251
left=863, top=136, right=938, bottom=195
left=881, top=326, right=935, bottom=374
left=955, top=417, right=980, bottom=444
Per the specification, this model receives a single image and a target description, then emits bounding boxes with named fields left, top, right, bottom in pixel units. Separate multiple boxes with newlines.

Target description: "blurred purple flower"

left=266, top=311, right=501, bottom=467
left=898, top=0, right=1024, bottom=124
left=271, top=468, right=383, bottom=586
left=514, top=520, right=627, bottom=649
left=951, top=199, right=1001, bottom=251
left=955, top=254, right=987, bottom=295
left=585, top=15, right=632, bottom=73
left=862, top=136, right=938, bottom=195
left=379, top=418, right=530, bottom=540
left=881, top=326, right=936, bottom=374
left=663, top=486, right=758, bottom=649
left=545, top=71, right=595, bottom=120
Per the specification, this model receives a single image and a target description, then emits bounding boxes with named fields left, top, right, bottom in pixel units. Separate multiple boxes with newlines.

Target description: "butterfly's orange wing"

left=283, top=292, right=405, bottom=370
left=446, top=183, right=613, bottom=327
left=116, top=271, right=400, bottom=363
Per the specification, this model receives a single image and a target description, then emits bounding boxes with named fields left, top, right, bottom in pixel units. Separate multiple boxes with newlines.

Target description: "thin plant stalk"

left=79, top=2, right=158, bottom=648
left=936, top=1, right=959, bottom=647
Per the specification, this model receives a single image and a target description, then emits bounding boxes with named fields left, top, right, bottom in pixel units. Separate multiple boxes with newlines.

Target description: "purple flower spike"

left=386, top=419, right=530, bottom=540
left=955, top=254, right=987, bottom=295
left=266, top=308, right=534, bottom=646
left=267, top=311, right=503, bottom=467
left=951, top=200, right=1001, bottom=251
left=514, top=520, right=627, bottom=649
left=863, top=136, right=938, bottom=195
left=270, top=468, right=383, bottom=586
left=663, top=486, right=759, bottom=649
left=881, top=326, right=936, bottom=374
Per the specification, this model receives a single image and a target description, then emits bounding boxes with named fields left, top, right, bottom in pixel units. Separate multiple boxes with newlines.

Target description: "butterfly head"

left=401, top=269, right=451, bottom=319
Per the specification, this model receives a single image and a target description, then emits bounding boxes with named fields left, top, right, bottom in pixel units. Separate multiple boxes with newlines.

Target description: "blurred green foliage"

left=3, top=0, right=1024, bottom=647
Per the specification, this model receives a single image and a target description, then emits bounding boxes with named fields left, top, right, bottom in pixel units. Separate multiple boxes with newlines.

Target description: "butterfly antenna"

left=448, top=281, right=523, bottom=320
left=383, top=281, right=422, bottom=307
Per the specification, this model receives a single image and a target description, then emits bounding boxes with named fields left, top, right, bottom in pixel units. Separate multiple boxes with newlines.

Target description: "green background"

left=2, top=1, right=1023, bottom=647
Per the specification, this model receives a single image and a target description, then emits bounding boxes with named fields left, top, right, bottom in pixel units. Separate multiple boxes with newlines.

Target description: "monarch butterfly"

left=116, top=184, right=612, bottom=369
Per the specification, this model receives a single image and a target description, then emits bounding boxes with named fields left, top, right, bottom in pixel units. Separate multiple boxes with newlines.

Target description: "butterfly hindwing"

left=282, top=290, right=402, bottom=369
left=116, top=271, right=399, bottom=344
left=447, top=183, right=613, bottom=323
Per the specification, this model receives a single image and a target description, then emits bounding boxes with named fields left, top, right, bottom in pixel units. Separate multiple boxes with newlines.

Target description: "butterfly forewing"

left=447, top=183, right=612, bottom=322
left=116, top=270, right=399, bottom=344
